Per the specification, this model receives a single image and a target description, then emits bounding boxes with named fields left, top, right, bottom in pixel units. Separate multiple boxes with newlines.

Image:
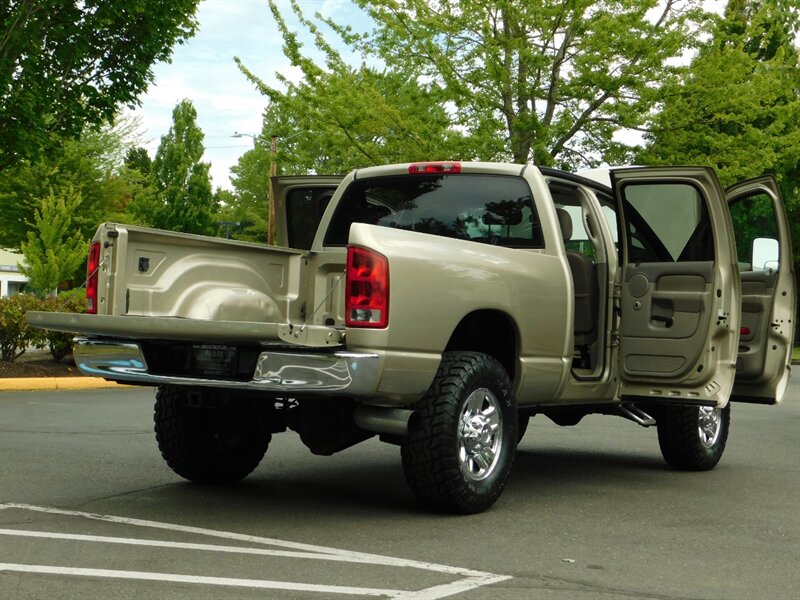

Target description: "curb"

left=0, top=377, right=125, bottom=392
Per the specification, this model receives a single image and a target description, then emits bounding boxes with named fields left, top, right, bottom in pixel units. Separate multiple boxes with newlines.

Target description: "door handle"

left=651, top=314, right=674, bottom=328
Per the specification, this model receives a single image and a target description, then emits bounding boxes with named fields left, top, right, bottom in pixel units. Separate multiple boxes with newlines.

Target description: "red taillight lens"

left=346, top=246, right=389, bottom=328
left=86, top=241, right=101, bottom=314
left=408, top=161, right=461, bottom=174
left=740, top=327, right=751, bottom=335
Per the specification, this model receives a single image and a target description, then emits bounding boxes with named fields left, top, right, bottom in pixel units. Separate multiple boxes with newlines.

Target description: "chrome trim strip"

left=73, top=338, right=380, bottom=396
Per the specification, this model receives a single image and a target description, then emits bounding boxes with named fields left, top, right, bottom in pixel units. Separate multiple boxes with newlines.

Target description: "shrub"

left=0, top=290, right=85, bottom=362
left=35, top=289, right=85, bottom=362
left=0, top=294, right=41, bottom=361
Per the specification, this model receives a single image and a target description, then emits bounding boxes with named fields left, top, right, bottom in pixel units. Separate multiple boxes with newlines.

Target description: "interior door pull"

left=651, top=314, right=674, bottom=327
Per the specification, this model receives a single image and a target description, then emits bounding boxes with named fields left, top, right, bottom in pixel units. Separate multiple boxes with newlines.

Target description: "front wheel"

left=401, top=352, right=517, bottom=514
left=656, top=404, right=730, bottom=471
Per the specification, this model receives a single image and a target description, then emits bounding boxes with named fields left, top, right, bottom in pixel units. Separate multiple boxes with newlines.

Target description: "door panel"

left=736, top=270, right=777, bottom=379
left=726, top=176, right=796, bottom=404
left=612, top=167, right=740, bottom=405
left=621, top=262, right=713, bottom=377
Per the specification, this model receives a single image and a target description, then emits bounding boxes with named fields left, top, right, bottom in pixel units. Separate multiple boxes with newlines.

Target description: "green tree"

left=0, top=0, right=199, bottom=169
left=640, top=0, right=799, bottom=263
left=237, top=10, right=472, bottom=173
left=123, top=146, right=159, bottom=228
left=232, top=4, right=474, bottom=231
left=19, top=186, right=88, bottom=296
left=125, top=147, right=153, bottom=175
left=213, top=188, right=258, bottom=241
left=0, top=120, right=143, bottom=251
left=147, top=100, right=217, bottom=235
left=261, top=0, right=706, bottom=168
left=224, top=140, right=270, bottom=243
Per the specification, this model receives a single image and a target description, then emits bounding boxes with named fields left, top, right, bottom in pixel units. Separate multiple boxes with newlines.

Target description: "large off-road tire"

left=401, top=351, right=517, bottom=514
left=656, top=404, right=730, bottom=471
left=154, top=385, right=270, bottom=483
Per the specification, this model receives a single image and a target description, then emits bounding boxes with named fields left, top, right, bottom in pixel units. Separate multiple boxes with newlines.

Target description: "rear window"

left=324, top=174, right=544, bottom=248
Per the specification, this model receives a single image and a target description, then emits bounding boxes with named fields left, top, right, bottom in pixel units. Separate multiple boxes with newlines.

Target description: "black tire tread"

left=154, top=385, right=270, bottom=483
left=401, top=352, right=516, bottom=514
left=656, top=404, right=730, bottom=471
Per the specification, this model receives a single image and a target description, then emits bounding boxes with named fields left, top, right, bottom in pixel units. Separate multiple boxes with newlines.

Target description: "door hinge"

left=613, top=283, right=623, bottom=317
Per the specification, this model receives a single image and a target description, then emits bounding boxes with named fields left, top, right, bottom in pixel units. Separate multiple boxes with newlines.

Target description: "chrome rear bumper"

left=73, top=337, right=381, bottom=397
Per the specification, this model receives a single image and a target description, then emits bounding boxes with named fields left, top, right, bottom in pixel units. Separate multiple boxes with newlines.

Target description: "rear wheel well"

left=444, top=310, right=518, bottom=380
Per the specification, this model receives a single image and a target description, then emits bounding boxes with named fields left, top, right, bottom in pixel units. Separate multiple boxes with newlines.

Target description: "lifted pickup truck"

left=29, top=162, right=796, bottom=513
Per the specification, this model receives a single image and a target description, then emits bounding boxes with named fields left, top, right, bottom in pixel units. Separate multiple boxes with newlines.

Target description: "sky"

left=128, top=0, right=369, bottom=190
left=129, top=0, right=728, bottom=191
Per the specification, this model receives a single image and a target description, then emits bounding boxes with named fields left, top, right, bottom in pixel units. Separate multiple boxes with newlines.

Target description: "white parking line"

left=0, top=503, right=512, bottom=599
left=0, top=528, right=398, bottom=562
left=0, top=564, right=402, bottom=596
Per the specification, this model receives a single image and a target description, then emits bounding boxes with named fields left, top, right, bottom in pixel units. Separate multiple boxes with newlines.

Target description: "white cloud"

left=130, top=0, right=375, bottom=189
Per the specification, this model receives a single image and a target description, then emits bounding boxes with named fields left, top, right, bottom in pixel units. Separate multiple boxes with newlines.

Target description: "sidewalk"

left=1, top=347, right=125, bottom=392
left=0, top=377, right=123, bottom=392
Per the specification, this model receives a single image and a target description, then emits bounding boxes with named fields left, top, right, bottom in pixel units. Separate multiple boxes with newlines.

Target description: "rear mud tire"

left=154, top=385, right=270, bottom=483
left=657, top=404, right=730, bottom=471
left=401, top=352, right=517, bottom=514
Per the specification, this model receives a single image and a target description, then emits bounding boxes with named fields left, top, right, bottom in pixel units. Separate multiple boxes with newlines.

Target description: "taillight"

left=408, top=161, right=461, bottom=174
left=346, top=246, right=389, bottom=328
left=86, top=241, right=101, bottom=314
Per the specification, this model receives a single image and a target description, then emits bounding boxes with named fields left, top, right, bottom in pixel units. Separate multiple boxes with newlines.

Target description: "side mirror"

left=752, top=237, right=779, bottom=272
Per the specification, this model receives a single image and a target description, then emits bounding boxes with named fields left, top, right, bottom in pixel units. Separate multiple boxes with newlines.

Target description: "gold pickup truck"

left=28, top=162, right=796, bottom=514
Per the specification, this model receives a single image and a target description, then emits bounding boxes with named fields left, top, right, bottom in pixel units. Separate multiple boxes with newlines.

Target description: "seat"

left=556, top=208, right=599, bottom=364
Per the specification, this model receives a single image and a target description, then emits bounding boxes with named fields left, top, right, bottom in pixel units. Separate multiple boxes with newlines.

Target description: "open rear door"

left=612, top=167, right=741, bottom=406
left=726, top=176, right=796, bottom=404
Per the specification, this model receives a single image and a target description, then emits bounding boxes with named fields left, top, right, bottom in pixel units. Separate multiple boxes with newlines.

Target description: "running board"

left=618, top=404, right=656, bottom=427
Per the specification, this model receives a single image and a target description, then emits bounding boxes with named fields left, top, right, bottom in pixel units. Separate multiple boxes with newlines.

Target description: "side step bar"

left=618, top=404, right=656, bottom=427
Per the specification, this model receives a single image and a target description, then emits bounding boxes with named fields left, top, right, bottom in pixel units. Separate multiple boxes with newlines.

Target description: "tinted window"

left=729, top=192, right=779, bottom=271
left=324, top=174, right=544, bottom=248
left=286, top=187, right=334, bottom=249
left=622, top=183, right=714, bottom=263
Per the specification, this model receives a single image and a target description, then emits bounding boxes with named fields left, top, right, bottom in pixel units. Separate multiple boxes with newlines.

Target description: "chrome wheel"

left=402, top=352, right=517, bottom=513
left=458, top=388, right=503, bottom=481
left=698, top=406, right=722, bottom=448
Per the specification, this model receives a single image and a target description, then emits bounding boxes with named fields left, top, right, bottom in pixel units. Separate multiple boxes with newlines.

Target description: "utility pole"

left=234, top=130, right=303, bottom=246
left=268, top=135, right=277, bottom=245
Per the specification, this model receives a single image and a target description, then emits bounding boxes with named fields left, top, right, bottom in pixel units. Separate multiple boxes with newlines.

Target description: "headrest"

left=556, top=207, right=572, bottom=242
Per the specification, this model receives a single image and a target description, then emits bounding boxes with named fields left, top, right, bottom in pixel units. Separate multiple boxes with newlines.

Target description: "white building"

left=0, top=249, right=28, bottom=297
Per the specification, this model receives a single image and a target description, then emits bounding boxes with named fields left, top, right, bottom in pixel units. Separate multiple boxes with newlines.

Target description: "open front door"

left=726, top=176, right=796, bottom=404
left=612, top=167, right=741, bottom=406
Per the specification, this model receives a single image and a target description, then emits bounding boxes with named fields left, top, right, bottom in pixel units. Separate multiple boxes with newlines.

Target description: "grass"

left=793, top=347, right=800, bottom=363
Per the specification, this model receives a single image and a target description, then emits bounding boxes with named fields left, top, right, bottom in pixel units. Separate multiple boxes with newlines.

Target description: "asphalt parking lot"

left=1, top=378, right=798, bottom=599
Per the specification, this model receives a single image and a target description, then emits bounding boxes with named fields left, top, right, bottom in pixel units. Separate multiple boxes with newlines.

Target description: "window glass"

left=286, top=187, right=334, bottom=249
left=729, top=192, right=778, bottom=271
left=599, top=199, right=618, bottom=243
left=324, top=174, right=544, bottom=248
left=622, top=183, right=714, bottom=263
left=556, top=204, right=596, bottom=260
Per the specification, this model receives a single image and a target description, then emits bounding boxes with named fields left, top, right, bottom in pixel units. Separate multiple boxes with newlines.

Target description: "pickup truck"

left=28, top=162, right=796, bottom=514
